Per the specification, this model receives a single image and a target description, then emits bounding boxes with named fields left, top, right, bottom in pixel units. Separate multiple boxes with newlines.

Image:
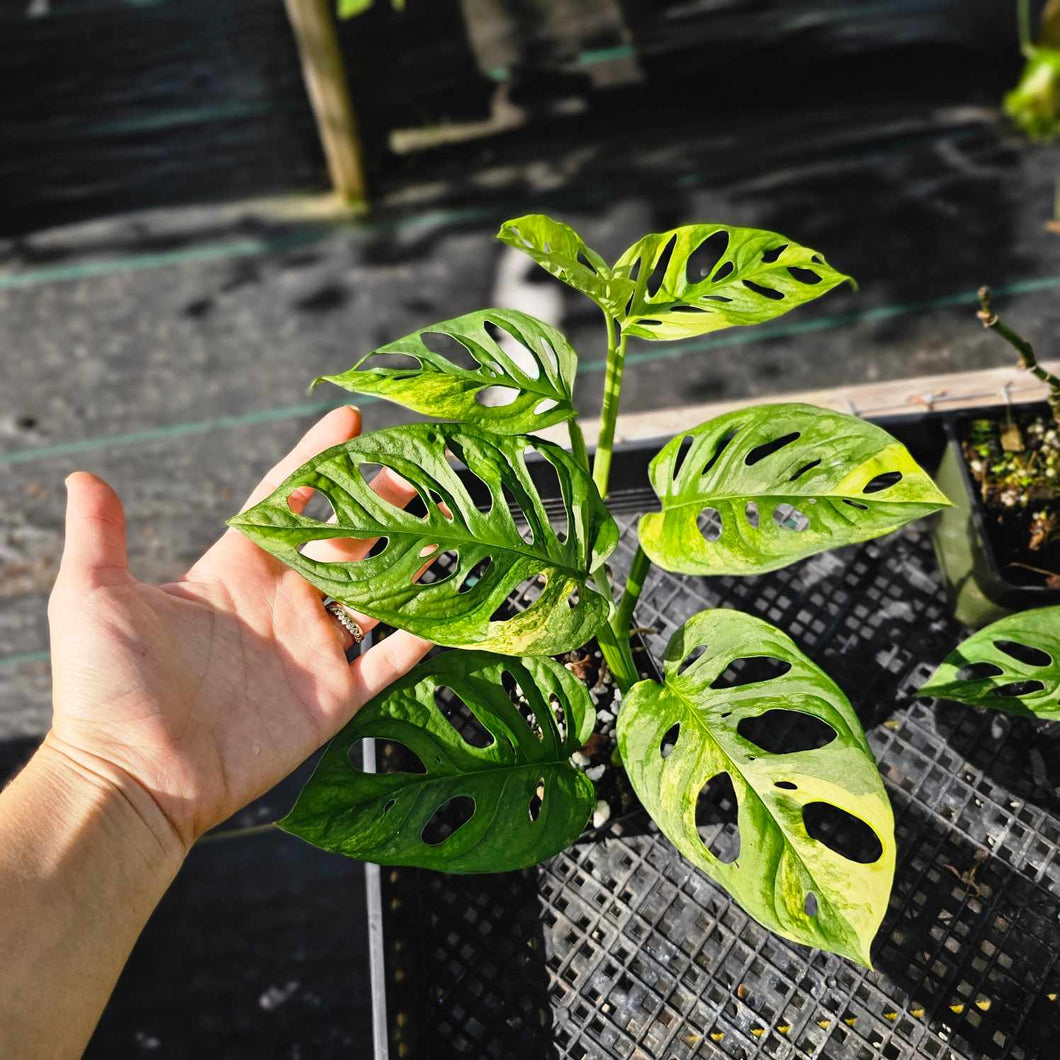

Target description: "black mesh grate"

left=377, top=512, right=1060, bottom=1060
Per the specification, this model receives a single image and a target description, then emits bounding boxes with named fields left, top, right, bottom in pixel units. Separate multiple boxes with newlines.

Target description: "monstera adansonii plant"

left=229, top=214, right=952, bottom=966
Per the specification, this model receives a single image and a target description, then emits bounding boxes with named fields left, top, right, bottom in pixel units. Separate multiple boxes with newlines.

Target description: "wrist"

left=32, top=735, right=188, bottom=874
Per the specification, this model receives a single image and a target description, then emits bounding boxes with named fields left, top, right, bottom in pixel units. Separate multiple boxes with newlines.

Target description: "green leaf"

left=638, top=403, right=951, bottom=576
left=617, top=608, right=895, bottom=966
left=280, top=651, right=596, bottom=871
left=228, top=423, right=617, bottom=655
left=496, top=214, right=634, bottom=318
left=313, top=308, right=577, bottom=435
left=612, top=223, right=853, bottom=340
left=918, top=606, right=1060, bottom=717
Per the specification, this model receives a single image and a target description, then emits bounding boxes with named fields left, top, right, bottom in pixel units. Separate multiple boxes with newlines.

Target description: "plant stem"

left=616, top=544, right=651, bottom=632
left=593, top=314, right=628, bottom=499
left=977, top=286, right=1060, bottom=423
left=567, top=418, right=590, bottom=473
left=594, top=597, right=638, bottom=692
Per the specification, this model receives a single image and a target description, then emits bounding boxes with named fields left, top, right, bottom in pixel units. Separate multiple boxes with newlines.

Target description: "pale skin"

left=0, top=407, right=429, bottom=1059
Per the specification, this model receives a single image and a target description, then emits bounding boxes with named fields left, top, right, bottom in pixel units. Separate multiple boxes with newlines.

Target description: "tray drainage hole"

left=696, top=771, right=740, bottom=864
left=660, top=723, right=680, bottom=759
left=994, top=639, right=1052, bottom=667
left=804, top=892, right=819, bottom=916
left=422, top=795, right=475, bottom=845
left=697, top=507, right=723, bottom=542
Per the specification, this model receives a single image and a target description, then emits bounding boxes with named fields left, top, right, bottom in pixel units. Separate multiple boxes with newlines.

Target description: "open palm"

left=46, top=407, right=430, bottom=850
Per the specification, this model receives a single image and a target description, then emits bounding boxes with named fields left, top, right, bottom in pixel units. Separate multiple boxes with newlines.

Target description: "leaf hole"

left=422, top=795, right=476, bottom=846
left=549, top=695, right=567, bottom=743
left=489, top=576, right=543, bottom=622
left=483, top=320, right=541, bottom=380
left=501, top=669, right=544, bottom=740
left=745, top=500, right=759, bottom=528
left=660, top=723, right=680, bottom=759
left=697, top=507, right=723, bottom=542
left=577, top=250, right=598, bottom=274
left=702, top=294, right=733, bottom=303
left=457, top=555, right=494, bottom=594
left=349, top=738, right=426, bottom=774
left=788, top=267, right=821, bottom=285
left=366, top=536, right=389, bottom=558
left=696, top=771, right=740, bottom=864
left=534, top=398, right=559, bottom=415
left=529, top=778, right=545, bottom=822
left=711, top=260, right=734, bottom=283
left=419, top=543, right=439, bottom=558
left=292, top=490, right=337, bottom=522
left=636, top=318, right=662, bottom=327
left=677, top=645, right=706, bottom=676
left=671, top=435, right=694, bottom=479
left=955, top=662, right=1004, bottom=681
left=773, top=503, right=810, bottom=532
left=745, top=431, right=800, bottom=466
left=802, top=802, right=883, bottom=864
left=843, top=499, right=868, bottom=511
left=685, top=230, right=730, bottom=283
left=790, top=458, right=821, bottom=482
left=530, top=448, right=568, bottom=543
left=671, top=305, right=711, bottom=314
left=566, top=588, right=581, bottom=610
left=992, top=680, right=1046, bottom=697
left=445, top=440, right=494, bottom=515
left=475, top=385, right=521, bottom=407
left=742, top=280, right=785, bottom=301
left=804, top=892, right=818, bottom=917
left=737, top=709, right=837, bottom=754
left=433, top=687, right=495, bottom=748
left=358, top=352, right=422, bottom=372
left=416, top=549, right=459, bottom=584
left=775, top=780, right=798, bottom=790
left=994, top=640, right=1052, bottom=668
left=863, top=471, right=903, bottom=494
left=712, top=656, right=792, bottom=690
left=383, top=798, right=396, bottom=814
left=646, top=235, right=677, bottom=300
left=761, top=244, right=789, bottom=264
left=702, top=427, right=740, bottom=475
left=297, top=536, right=384, bottom=562
left=421, top=331, right=479, bottom=371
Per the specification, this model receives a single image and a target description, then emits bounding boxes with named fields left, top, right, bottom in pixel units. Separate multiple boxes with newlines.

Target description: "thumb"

left=59, top=472, right=129, bottom=587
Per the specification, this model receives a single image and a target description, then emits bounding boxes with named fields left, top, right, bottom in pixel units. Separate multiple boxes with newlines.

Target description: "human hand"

left=43, top=406, right=430, bottom=856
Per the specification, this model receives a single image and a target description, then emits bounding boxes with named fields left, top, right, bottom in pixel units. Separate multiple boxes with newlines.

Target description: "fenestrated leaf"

left=497, top=214, right=634, bottom=318
left=919, top=606, right=1060, bottom=717
left=312, top=308, right=578, bottom=435
left=638, top=403, right=951, bottom=576
left=617, top=609, right=895, bottom=966
left=228, top=423, right=617, bottom=655
left=280, top=651, right=596, bottom=871
left=612, top=223, right=853, bottom=341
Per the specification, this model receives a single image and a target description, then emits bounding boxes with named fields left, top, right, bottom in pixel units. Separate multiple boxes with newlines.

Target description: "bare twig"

left=976, top=286, right=1060, bottom=423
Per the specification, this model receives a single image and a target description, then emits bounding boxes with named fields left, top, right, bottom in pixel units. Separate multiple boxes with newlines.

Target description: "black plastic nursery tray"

left=369, top=413, right=1060, bottom=1060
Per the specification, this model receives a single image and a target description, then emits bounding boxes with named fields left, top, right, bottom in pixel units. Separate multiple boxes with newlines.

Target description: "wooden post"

left=284, top=0, right=368, bottom=205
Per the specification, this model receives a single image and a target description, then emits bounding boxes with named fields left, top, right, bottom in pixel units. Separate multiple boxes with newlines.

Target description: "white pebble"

left=597, top=710, right=614, bottom=724
left=592, top=800, right=611, bottom=828
left=571, top=751, right=590, bottom=768
left=586, top=764, right=606, bottom=781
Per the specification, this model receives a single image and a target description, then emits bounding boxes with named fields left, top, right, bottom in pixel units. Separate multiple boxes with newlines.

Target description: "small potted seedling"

left=933, top=287, right=1060, bottom=626
left=228, top=213, right=951, bottom=966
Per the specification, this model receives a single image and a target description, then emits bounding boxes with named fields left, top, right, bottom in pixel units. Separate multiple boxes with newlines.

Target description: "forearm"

left=0, top=738, right=184, bottom=1058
